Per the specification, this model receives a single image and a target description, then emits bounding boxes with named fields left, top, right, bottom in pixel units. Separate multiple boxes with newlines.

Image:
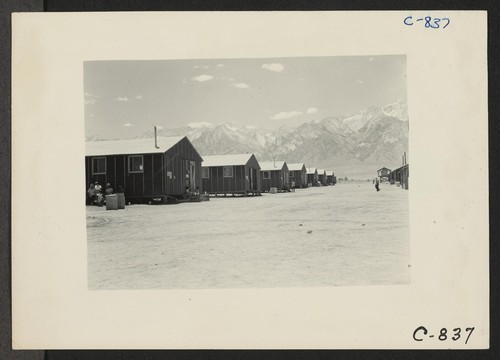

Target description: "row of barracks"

left=85, top=136, right=336, bottom=202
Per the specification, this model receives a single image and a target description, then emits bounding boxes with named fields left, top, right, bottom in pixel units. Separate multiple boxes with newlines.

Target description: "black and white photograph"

left=84, top=56, right=410, bottom=290
left=11, top=11, right=488, bottom=349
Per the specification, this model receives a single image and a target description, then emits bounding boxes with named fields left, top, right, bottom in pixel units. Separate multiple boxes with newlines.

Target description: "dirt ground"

left=87, top=181, right=410, bottom=289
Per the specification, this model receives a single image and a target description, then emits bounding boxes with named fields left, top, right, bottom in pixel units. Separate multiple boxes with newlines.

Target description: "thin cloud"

left=135, top=95, right=143, bottom=100
left=270, top=111, right=302, bottom=120
left=116, top=96, right=130, bottom=102
left=262, top=63, right=285, bottom=73
left=369, top=57, right=375, bottom=62
left=217, top=64, right=225, bottom=68
left=84, top=92, right=99, bottom=104
left=306, top=107, right=318, bottom=114
left=356, top=80, right=365, bottom=84
left=192, top=74, right=214, bottom=82
left=232, top=82, right=249, bottom=89
left=193, top=65, right=210, bottom=69
left=188, top=121, right=213, bottom=128
left=123, top=123, right=133, bottom=127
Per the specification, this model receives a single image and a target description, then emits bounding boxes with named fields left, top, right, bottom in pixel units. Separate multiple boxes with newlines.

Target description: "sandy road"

left=87, top=182, right=410, bottom=289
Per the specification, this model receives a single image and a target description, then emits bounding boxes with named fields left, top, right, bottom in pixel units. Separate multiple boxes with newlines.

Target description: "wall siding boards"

left=85, top=137, right=202, bottom=202
left=201, top=155, right=261, bottom=195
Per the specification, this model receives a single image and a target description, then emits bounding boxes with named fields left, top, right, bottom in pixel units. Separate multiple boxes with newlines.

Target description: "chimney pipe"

left=154, top=126, right=159, bottom=149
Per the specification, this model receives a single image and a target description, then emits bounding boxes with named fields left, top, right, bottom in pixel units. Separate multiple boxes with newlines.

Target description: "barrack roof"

left=306, top=167, right=317, bottom=174
left=259, top=161, right=286, bottom=171
left=325, top=171, right=334, bottom=176
left=85, top=136, right=185, bottom=156
left=287, top=163, right=306, bottom=171
left=202, top=153, right=255, bottom=167
left=317, top=169, right=326, bottom=174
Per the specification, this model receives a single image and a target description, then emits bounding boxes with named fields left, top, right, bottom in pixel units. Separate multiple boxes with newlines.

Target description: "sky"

left=84, top=55, right=407, bottom=139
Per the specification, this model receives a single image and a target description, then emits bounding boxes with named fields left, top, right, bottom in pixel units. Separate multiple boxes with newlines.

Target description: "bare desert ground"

left=87, top=181, right=410, bottom=289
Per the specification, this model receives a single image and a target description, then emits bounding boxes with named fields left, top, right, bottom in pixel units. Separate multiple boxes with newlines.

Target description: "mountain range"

left=138, top=99, right=409, bottom=179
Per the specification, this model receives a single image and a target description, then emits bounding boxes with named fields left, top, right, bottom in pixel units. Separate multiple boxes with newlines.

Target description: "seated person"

left=94, top=181, right=104, bottom=206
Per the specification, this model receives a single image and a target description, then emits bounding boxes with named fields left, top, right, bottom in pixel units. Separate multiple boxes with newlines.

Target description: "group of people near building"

left=87, top=181, right=116, bottom=206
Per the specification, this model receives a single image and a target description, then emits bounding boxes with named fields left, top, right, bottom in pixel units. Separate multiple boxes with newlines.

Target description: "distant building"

left=201, top=153, right=261, bottom=196
left=388, top=164, right=409, bottom=190
left=287, top=163, right=307, bottom=188
left=260, top=161, right=289, bottom=192
left=325, top=170, right=335, bottom=185
left=317, top=169, right=327, bottom=185
left=85, top=136, right=202, bottom=203
left=377, top=167, right=392, bottom=181
left=306, top=167, right=318, bottom=186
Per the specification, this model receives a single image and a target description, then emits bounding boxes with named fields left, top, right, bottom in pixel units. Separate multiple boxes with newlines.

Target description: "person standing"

left=375, top=178, right=380, bottom=192
left=87, top=182, right=96, bottom=205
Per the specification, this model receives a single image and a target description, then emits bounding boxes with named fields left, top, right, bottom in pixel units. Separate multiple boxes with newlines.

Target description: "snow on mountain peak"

left=381, top=99, right=408, bottom=121
left=222, top=123, right=238, bottom=132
